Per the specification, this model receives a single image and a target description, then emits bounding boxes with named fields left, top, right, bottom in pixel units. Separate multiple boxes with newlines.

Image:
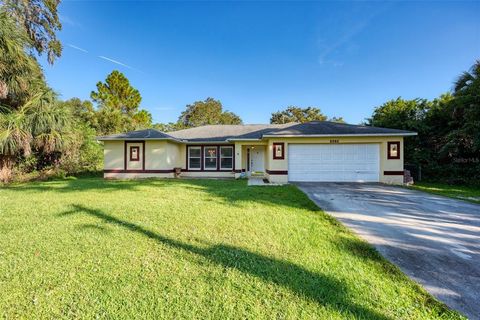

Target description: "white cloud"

left=98, top=55, right=144, bottom=73
left=98, top=55, right=133, bottom=68
left=67, top=44, right=88, bottom=53
left=67, top=44, right=144, bottom=73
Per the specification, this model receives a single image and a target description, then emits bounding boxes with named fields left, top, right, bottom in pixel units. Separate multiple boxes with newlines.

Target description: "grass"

left=410, top=182, right=480, bottom=204
left=0, top=177, right=464, bottom=319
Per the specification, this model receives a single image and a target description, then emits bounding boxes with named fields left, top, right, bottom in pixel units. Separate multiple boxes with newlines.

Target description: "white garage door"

left=288, top=144, right=380, bottom=182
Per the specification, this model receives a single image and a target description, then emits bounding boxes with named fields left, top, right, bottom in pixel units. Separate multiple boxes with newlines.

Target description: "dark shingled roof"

left=97, top=129, right=179, bottom=141
left=166, top=124, right=292, bottom=142
left=261, top=121, right=416, bottom=137
left=167, top=121, right=416, bottom=141
left=98, top=121, right=416, bottom=142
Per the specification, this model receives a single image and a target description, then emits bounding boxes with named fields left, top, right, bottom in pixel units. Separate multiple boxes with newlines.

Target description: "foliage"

left=0, top=90, right=74, bottom=181
left=132, top=109, right=153, bottom=129
left=0, top=1, right=102, bottom=182
left=62, top=97, right=97, bottom=127
left=270, top=106, right=327, bottom=124
left=59, top=124, right=102, bottom=174
left=328, top=116, right=346, bottom=123
left=178, top=97, right=242, bottom=128
left=0, top=94, right=104, bottom=182
left=0, top=178, right=462, bottom=319
left=91, top=70, right=151, bottom=135
left=2, top=0, right=62, bottom=64
left=153, top=122, right=181, bottom=132
left=0, top=9, right=47, bottom=109
left=59, top=98, right=102, bottom=173
left=450, top=60, right=480, bottom=152
left=91, top=70, right=141, bottom=116
left=368, top=61, right=480, bottom=183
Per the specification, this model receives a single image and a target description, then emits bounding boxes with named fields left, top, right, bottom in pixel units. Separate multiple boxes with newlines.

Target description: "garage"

left=288, top=144, right=380, bottom=182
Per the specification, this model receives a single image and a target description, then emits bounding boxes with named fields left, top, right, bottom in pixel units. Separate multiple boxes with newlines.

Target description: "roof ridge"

left=98, top=121, right=417, bottom=142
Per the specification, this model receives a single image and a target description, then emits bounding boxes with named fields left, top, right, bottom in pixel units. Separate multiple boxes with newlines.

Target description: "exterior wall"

left=181, top=171, right=235, bottom=178
left=105, top=141, right=238, bottom=179
left=104, top=141, right=124, bottom=170
left=380, top=140, right=404, bottom=184
left=234, top=143, right=245, bottom=179
left=178, top=143, right=236, bottom=171
left=104, top=140, right=180, bottom=179
left=104, top=137, right=405, bottom=184
left=104, top=172, right=174, bottom=179
left=145, top=141, right=182, bottom=170
left=264, top=136, right=405, bottom=185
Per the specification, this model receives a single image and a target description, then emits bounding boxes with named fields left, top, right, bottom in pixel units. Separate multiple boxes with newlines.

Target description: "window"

left=220, top=146, right=233, bottom=170
left=387, top=142, right=400, bottom=159
left=130, top=146, right=140, bottom=161
left=188, top=146, right=201, bottom=170
left=204, top=146, right=217, bottom=170
left=273, top=142, right=284, bottom=160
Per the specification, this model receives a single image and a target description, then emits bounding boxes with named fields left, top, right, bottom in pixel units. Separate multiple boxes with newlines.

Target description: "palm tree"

left=24, top=90, right=72, bottom=154
left=0, top=106, right=30, bottom=181
left=454, top=60, right=480, bottom=94
left=450, top=60, right=480, bottom=153
left=0, top=106, right=31, bottom=154
left=0, top=9, right=46, bottom=109
left=0, top=89, right=72, bottom=181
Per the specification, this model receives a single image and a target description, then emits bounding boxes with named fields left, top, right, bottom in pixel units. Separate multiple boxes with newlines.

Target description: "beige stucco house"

left=97, top=121, right=417, bottom=185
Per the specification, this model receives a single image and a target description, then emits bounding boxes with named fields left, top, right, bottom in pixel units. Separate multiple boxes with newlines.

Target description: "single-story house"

left=97, top=121, right=417, bottom=184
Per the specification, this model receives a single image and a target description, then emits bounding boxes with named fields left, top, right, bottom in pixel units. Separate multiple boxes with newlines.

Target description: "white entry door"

left=288, top=144, right=380, bottom=182
left=250, top=148, right=265, bottom=173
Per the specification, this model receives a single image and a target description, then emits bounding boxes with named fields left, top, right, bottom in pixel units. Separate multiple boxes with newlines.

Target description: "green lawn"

left=0, top=178, right=463, bottom=319
left=410, top=182, right=480, bottom=204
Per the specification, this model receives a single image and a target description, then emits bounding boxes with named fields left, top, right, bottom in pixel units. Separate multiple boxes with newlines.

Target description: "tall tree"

left=270, top=106, right=327, bottom=124
left=90, top=70, right=145, bottom=134
left=178, top=97, right=242, bottom=128
left=0, top=9, right=46, bottom=109
left=2, top=0, right=62, bottom=64
left=91, top=70, right=141, bottom=116
left=367, top=97, right=431, bottom=165
left=451, top=60, right=480, bottom=152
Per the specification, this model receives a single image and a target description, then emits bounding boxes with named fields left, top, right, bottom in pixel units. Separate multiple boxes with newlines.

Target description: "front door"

left=249, top=147, right=264, bottom=173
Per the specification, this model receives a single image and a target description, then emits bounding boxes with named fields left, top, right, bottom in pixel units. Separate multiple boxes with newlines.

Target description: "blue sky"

left=42, top=1, right=479, bottom=125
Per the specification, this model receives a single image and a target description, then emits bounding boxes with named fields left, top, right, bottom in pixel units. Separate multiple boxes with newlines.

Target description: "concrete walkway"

left=296, top=182, right=480, bottom=319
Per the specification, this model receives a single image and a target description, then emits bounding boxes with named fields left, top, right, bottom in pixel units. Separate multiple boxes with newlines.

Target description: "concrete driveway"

left=296, top=182, right=480, bottom=319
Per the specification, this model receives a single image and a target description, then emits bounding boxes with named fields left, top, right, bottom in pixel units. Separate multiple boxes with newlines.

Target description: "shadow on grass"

left=77, top=223, right=110, bottom=233
left=58, top=204, right=390, bottom=320
left=6, top=177, right=321, bottom=211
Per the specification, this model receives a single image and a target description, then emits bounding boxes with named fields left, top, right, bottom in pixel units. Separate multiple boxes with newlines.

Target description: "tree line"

left=368, top=61, right=479, bottom=184
left=0, top=1, right=477, bottom=184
